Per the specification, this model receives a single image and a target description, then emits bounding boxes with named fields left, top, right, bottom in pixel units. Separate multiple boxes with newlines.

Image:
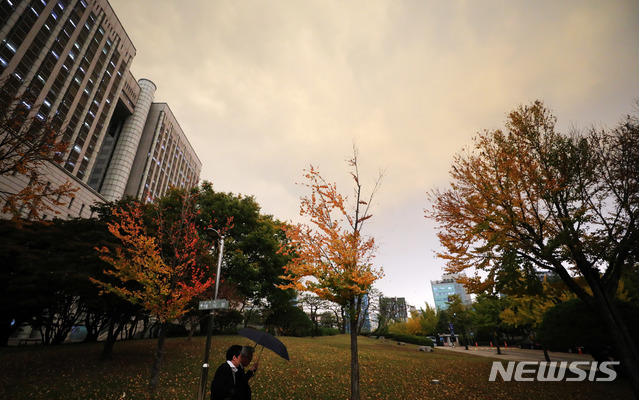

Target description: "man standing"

left=211, top=345, right=242, bottom=400
left=236, top=346, right=259, bottom=400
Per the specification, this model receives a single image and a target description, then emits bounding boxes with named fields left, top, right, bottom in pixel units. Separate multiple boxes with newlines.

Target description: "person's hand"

left=250, top=362, right=259, bottom=372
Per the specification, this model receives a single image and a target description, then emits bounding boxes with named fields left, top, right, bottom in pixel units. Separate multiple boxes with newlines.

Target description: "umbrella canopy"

left=237, top=328, right=290, bottom=361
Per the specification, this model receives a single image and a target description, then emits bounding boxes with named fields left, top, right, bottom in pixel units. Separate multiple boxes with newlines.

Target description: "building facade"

left=379, top=296, right=408, bottom=323
left=430, top=274, right=472, bottom=310
left=0, top=0, right=200, bottom=219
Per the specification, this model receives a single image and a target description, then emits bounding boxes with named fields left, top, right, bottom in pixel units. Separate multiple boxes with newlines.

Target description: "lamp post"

left=197, top=228, right=225, bottom=400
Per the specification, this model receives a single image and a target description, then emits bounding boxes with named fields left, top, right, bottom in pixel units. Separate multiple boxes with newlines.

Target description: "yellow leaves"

left=280, top=153, right=383, bottom=305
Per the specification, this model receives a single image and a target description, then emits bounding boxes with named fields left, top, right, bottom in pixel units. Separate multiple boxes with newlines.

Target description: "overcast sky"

left=109, top=0, right=639, bottom=308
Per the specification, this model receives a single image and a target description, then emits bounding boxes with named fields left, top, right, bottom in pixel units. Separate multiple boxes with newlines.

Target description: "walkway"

left=435, top=345, right=594, bottom=363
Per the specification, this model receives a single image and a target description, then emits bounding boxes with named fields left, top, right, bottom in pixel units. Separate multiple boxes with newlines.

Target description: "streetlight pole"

left=197, top=228, right=225, bottom=400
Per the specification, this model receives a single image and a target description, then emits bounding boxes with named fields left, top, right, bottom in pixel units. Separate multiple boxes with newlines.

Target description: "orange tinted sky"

left=109, top=0, right=639, bottom=308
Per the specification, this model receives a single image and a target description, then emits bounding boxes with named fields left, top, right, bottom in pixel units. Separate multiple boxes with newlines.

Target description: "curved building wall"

left=126, top=103, right=202, bottom=202
left=100, top=78, right=156, bottom=201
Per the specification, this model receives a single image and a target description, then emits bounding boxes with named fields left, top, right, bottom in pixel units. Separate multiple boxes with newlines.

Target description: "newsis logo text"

left=489, top=361, right=620, bottom=382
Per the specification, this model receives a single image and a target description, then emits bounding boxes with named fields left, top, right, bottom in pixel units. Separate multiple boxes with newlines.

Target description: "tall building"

left=379, top=296, right=408, bottom=323
left=430, top=274, right=472, bottom=310
left=0, top=0, right=201, bottom=219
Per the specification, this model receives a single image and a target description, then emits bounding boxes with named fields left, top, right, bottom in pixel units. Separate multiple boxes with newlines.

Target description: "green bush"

left=265, top=305, right=314, bottom=336
left=318, top=327, right=339, bottom=336
left=384, top=333, right=433, bottom=347
left=537, top=299, right=639, bottom=358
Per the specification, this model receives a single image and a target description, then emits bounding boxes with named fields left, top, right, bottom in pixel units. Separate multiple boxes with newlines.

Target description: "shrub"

left=265, top=304, right=314, bottom=336
left=318, top=327, right=339, bottom=336
left=384, top=332, right=433, bottom=347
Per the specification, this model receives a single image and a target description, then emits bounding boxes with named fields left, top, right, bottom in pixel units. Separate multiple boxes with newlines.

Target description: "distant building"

left=379, top=296, right=408, bottom=323
left=430, top=274, right=472, bottom=310
left=0, top=0, right=200, bottom=220
left=359, top=294, right=372, bottom=333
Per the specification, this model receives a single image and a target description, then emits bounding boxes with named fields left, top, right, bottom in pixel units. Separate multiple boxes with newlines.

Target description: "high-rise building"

left=0, top=0, right=201, bottom=219
left=430, top=274, right=472, bottom=310
left=379, top=296, right=408, bottom=323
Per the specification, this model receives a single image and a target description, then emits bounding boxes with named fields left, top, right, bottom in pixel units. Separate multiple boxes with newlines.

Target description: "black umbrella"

left=237, top=328, right=290, bottom=361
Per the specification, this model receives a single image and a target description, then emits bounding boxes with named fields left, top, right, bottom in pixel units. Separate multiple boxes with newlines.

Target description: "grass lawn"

left=0, top=334, right=633, bottom=399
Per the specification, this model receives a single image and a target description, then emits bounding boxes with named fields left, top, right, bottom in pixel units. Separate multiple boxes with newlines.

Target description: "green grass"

left=0, top=334, right=633, bottom=399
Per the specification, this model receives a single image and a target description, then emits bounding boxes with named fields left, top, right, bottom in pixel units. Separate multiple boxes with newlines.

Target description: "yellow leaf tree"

left=279, top=148, right=383, bottom=400
left=427, top=101, right=639, bottom=395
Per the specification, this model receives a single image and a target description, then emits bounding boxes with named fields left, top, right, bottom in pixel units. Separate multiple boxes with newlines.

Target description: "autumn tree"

left=427, top=101, right=639, bottom=395
left=93, top=192, right=215, bottom=396
left=388, top=309, right=427, bottom=336
left=279, top=149, right=383, bottom=400
left=0, top=81, right=77, bottom=220
left=499, top=272, right=576, bottom=361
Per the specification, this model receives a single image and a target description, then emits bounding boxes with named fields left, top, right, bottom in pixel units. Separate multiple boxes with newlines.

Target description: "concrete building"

left=430, top=274, right=472, bottom=310
left=379, top=296, right=408, bottom=323
left=0, top=0, right=201, bottom=219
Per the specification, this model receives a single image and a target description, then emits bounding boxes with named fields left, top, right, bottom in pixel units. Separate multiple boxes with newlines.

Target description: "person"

left=236, top=346, right=259, bottom=400
left=211, top=345, right=242, bottom=400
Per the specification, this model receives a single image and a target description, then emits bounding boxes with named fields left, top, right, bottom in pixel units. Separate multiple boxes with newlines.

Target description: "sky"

left=108, top=0, right=639, bottom=309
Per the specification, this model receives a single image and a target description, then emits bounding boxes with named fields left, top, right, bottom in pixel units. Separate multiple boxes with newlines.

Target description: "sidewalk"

left=435, top=345, right=594, bottom=363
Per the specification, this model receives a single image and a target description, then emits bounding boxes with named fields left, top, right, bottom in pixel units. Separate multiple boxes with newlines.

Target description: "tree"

left=418, top=303, right=438, bottom=336
left=298, top=293, right=329, bottom=336
left=196, top=182, right=296, bottom=314
left=538, top=298, right=639, bottom=368
left=0, top=205, right=146, bottom=356
left=93, top=193, right=215, bottom=396
left=447, top=295, right=472, bottom=349
left=388, top=309, right=426, bottom=336
left=500, top=275, right=575, bottom=361
left=471, top=294, right=509, bottom=354
left=278, top=148, right=383, bottom=400
left=0, top=80, right=77, bottom=221
left=376, top=296, right=408, bottom=334
left=427, top=101, right=639, bottom=394
left=264, top=303, right=314, bottom=336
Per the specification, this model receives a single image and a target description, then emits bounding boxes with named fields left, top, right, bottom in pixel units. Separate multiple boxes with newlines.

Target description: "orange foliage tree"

left=93, top=191, right=216, bottom=395
left=0, top=82, right=77, bottom=220
left=426, top=101, right=639, bottom=396
left=279, top=148, right=383, bottom=400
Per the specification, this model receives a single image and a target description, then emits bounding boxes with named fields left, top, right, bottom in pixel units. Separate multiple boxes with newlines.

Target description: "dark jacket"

left=235, top=366, right=254, bottom=400
left=211, top=362, right=237, bottom=400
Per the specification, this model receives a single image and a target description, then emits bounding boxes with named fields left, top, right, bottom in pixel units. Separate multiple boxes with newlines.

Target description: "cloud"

left=109, top=0, right=639, bottom=307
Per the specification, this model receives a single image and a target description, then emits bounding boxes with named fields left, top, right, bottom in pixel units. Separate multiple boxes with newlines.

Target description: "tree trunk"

left=100, top=315, right=128, bottom=361
left=100, top=321, right=116, bottom=361
left=591, top=286, right=639, bottom=397
left=187, top=315, right=198, bottom=341
left=149, top=323, right=167, bottom=396
left=349, top=300, right=360, bottom=400
left=542, top=347, right=551, bottom=362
